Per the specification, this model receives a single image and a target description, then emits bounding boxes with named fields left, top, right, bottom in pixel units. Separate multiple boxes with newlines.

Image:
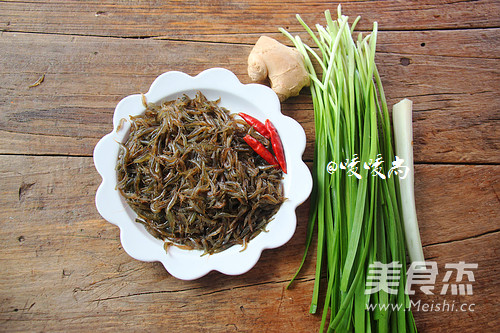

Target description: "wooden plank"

left=1, top=230, right=497, bottom=332
left=0, top=155, right=497, bottom=260
left=415, top=232, right=500, bottom=332
left=160, top=27, right=500, bottom=60
left=0, top=156, right=499, bottom=331
left=415, top=164, right=500, bottom=246
left=1, top=0, right=499, bottom=39
left=1, top=32, right=499, bottom=162
left=0, top=1, right=497, bottom=332
left=0, top=156, right=497, bottom=331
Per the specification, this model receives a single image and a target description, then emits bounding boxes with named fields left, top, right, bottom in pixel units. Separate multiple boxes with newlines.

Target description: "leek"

left=281, top=6, right=418, bottom=332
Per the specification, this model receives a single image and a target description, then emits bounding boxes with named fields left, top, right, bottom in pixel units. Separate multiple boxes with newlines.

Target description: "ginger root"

left=247, top=36, right=309, bottom=102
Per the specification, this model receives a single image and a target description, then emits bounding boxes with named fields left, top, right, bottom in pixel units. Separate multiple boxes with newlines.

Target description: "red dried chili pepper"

left=243, top=135, right=279, bottom=169
left=238, top=113, right=270, bottom=139
left=265, top=119, right=287, bottom=174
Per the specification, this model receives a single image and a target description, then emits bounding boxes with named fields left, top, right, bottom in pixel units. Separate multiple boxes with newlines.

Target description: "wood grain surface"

left=0, top=0, right=499, bottom=332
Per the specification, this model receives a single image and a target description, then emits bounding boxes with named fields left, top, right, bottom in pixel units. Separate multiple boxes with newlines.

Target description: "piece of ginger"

left=247, top=36, right=309, bottom=102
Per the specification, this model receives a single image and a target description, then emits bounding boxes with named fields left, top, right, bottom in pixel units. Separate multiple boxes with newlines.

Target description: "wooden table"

left=1, top=1, right=498, bottom=332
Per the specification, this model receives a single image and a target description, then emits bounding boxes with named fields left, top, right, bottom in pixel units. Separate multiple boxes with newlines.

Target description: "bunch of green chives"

left=281, top=7, right=418, bottom=332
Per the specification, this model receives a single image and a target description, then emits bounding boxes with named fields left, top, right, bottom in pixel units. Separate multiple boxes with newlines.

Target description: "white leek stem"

left=392, top=99, right=425, bottom=264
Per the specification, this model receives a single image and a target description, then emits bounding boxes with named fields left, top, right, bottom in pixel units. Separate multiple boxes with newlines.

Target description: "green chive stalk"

left=281, top=7, right=418, bottom=332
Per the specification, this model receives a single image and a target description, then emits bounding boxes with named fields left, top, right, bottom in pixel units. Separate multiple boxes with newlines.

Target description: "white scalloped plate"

left=93, top=68, right=312, bottom=280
